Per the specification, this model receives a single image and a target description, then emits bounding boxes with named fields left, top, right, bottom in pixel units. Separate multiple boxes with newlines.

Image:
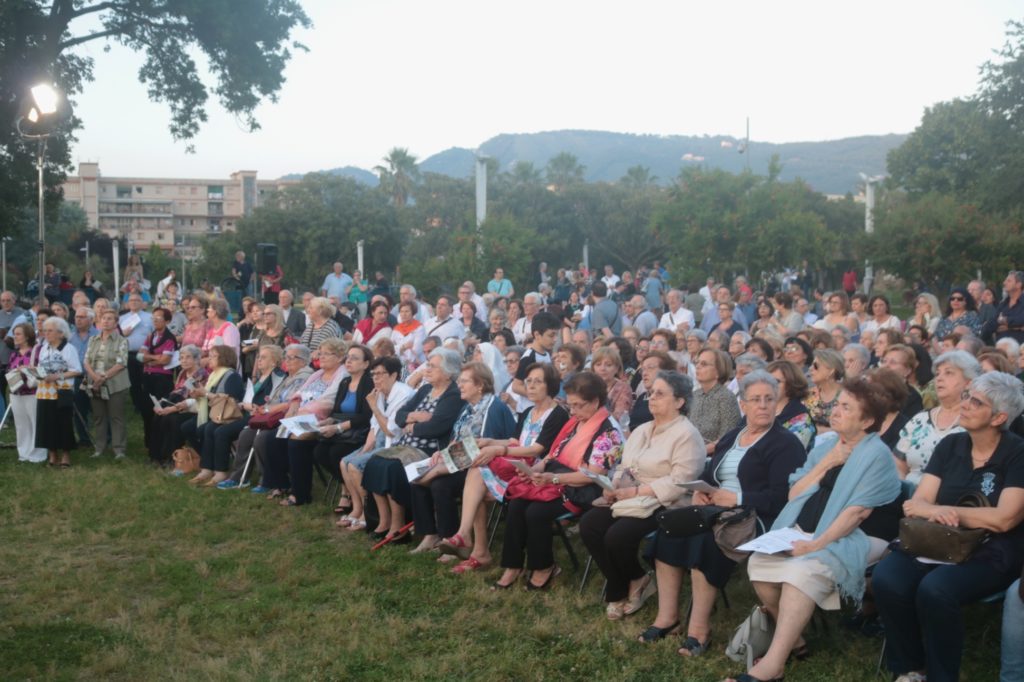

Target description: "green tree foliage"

left=374, top=147, right=420, bottom=207
left=192, top=174, right=401, bottom=292
left=0, top=0, right=311, bottom=233
left=619, top=165, right=658, bottom=190
left=545, top=152, right=585, bottom=190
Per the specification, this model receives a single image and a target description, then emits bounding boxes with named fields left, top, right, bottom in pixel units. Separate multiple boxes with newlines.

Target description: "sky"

left=64, top=0, right=1023, bottom=180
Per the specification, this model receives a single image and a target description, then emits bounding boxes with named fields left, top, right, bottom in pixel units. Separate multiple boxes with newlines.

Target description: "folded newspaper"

left=278, top=414, right=321, bottom=438
left=404, top=435, right=481, bottom=482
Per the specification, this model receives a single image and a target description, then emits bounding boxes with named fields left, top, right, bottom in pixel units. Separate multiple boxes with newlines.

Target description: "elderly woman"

left=301, top=296, right=343, bottom=355
left=361, top=348, right=467, bottom=544
left=202, top=297, right=240, bottom=363
left=140, top=307, right=178, bottom=452
left=495, top=371, right=624, bottom=590
left=590, top=345, right=634, bottom=428
left=728, top=353, right=767, bottom=396
left=391, top=300, right=425, bottom=368
left=728, top=331, right=752, bottom=360
left=409, top=361, right=516, bottom=555
left=813, top=291, right=858, bottom=333
left=642, top=370, right=805, bottom=648
left=260, top=337, right=348, bottom=496
left=187, top=345, right=245, bottom=485
left=353, top=300, right=392, bottom=348
left=150, top=345, right=207, bottom=466
left=766, top=360, right=815, bottom=451
left=582, top=371, right=706, bottom=620
left=336, top=356, right=416, bottom=529
left=727, top=378, right=900, bottom=682
left=219, top=344, right=314, bottom=489
left=749, top=299, right=776, bottom=336
left=458, top=300, right=488, bottom=341
left=8, top=323, right=47, bottom=463
left=909, top=293, right=942, bottom=336
left=934, top=286, right=983, bottom=340
left=630, top=350, right=678, bottom=430
left=805, top=349, right=844, bottom=431
left=180, top=295, right=210, bottom=348
left=485, top=306, right=509, bottom=343
left=35, top=317, right=83, bottom=468
left=873, top=372, right=1024, bottom=682
left=83, top=309, right=130, bottom=460
left=864, top=367, right=912, bottom=448
left=894, top=350, right=980, bottom=488
left=439, top=363, right=570, bottom=570
left=861, top=295, right=902, bottom=335
left=691, top=348, right=742, bottom=455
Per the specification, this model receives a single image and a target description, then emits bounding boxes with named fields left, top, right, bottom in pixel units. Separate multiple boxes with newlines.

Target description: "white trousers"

left=11, top=394, right=47, bottom=462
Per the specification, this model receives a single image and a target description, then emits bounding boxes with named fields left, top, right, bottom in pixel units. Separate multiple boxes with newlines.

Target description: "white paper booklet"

left=736, top=527, right=814, bottom=554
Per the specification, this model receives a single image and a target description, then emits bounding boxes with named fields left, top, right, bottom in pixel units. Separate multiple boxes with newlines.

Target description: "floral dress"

left=894, top=409, right=964, bottom=487
left=805, top=387, right=840, bottom=429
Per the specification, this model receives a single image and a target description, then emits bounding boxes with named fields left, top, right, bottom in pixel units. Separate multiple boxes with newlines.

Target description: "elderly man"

left=119, top=293, right=154, bottom=418
left=996, top=270, right=1024, bottom=343
left=320, top=261, right=352, bottom=303
left=424, top=295, right=463, bottom=340
left=660, top=288, right=696, bottom=333
left=278, top=289, right=305, bottom=338
left=512, top=292, right=542, bottom=344
left=70, top=307, right=98, bottom=447
left=232, top=250, right=255, bottom=297
left=630, top=295, right=659, bottom=337
left=796, top=296, right=818, bottom=326
left=0, top=291, right=24, bottom=337
left=391, top=284, right=430, bottom=323
left=842, top=343, right=871, bottom=379
left=458, top=281, right=487, bottom=322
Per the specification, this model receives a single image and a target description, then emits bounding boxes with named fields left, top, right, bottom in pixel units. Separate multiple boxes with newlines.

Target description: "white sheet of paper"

left=580, top=467, right=615, bottom=491
left=736, top=527, right=813, bottom=554
left=242, top=379, right=255, bottom=405
left=149, top=394, right=162, bottom=409
left=279, top=413, right=320, bottom=437
left=675, top=480, right=719, bottom=494
left=511, top=459, right=536, bottom=477
left=166, top=350, right=180, bottom=370
left=119, top=312, right=141, bottom=333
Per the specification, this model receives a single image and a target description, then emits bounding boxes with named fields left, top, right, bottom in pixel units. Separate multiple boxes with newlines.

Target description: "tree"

left=374, top=147, right=420, bottom=207
left=544, top=152, right=585, bottom=190
left=0, top=0, right=311, bottom=232
left=504, top=161, right=543, bottom=186
left=619, top=165, right=658, bottom=190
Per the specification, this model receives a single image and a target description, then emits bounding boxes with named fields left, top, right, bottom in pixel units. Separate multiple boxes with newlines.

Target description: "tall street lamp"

left=16, top=83, right=63, bottom=300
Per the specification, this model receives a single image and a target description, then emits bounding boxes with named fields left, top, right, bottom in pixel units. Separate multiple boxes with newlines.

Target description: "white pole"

left=2, top=240, right=6, bottom=292
left=357, top=240, right=364, bottom=275
left=112, top=239, right=121, bottom=299
left=475, top=156, right=487, bottom=259
left=583, top=239, right=590, bottom=275
left=863, top=180, right=875, bottom=294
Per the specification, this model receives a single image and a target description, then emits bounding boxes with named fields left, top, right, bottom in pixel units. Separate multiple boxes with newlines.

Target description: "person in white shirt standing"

left=512, top=292, right=542, bottom=344
left=601, top=264, right=621, bottom=291
left=659, top=289, right=696, bottom=332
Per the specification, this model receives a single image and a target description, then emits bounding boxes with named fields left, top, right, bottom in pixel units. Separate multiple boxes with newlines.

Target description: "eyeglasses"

left=960, top=390, right=991, bottom=410
left=504, top=358, right=518, bottom=365
left=741, top=396, right=775, bottom=405
left=345, top=355, right=366, bottom=362
left=370, top=370, right=388, bottom=377
left=648, top=389, right=674, bottom=399
left=284, top=355, right=303, bottom=361
left=949, top=296, right=965, bottom=302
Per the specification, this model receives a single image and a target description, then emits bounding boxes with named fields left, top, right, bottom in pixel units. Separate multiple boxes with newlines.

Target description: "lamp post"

left=1, top=237, right=10, bottom=292
left=176, top=237, right=188, bottom=293
left=16, top=83, right=61, bottom=300
left=859, top=173, right=885, bottom=294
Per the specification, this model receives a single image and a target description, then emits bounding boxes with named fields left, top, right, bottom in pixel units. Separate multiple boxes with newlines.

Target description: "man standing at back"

left=601, top=264, right=620, bottom=292
left=590, top=281, right=622, bottom=338
left=120, top=293, right=154, bottom=419
left=321, top=262, right=353, bottom=304
left=642, top=268, right=664, bottom=316
left=512, top=293, right=542, bottom=344
left=630, top=295, right=659, bottom=337
left=391, top=284, right=430, bottom=323
left=487, top=268, right=514, bottom=298
left=660, top=289, right=696, bottom=333
left=232, top=251, right=254, bottom=297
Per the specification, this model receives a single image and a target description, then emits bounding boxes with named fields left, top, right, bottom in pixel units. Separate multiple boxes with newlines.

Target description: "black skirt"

left=36, top=398, right=75, bottom=450
left=362, top=456, right=412, bottom=509
left=644, top=528, right=738, bottom=589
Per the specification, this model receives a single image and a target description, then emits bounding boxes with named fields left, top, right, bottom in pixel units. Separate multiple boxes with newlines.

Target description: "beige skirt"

left=747, top=552, right=841, bottom=610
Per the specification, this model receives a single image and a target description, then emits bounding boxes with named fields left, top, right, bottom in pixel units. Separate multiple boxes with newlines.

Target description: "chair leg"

left=487, top=500, right=507, bottom=549
left=579, top=555, right=594, bottom=594
left=553, top=522, right=580, bottom=572
left=324, top=477, right=339, bottom=505
left=875, top=638, right=887, bottom=677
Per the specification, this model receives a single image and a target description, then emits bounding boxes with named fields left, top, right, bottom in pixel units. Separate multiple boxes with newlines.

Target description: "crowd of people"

left=4, top=260, right=1024, bottom=682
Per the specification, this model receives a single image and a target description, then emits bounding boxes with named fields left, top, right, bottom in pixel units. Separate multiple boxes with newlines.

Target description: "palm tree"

left=374, top=147, right=420, bottom=207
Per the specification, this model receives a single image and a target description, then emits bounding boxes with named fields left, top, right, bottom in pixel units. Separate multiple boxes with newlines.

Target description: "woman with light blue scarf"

left=724, top=377, right=900, bottom=682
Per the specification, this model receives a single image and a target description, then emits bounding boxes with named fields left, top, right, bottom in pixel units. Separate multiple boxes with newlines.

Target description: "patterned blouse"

left=85, top=333, right=130, bottom=395
left=691, top=382, right=742, bottom=445
left=894, top=409, right=964, bottom=486
left=805, top=386, right=840, bottom=428
left=36, top=341, right=82, bottom=401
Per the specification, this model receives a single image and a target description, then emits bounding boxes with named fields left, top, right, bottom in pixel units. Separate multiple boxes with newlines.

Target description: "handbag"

left=56, top=388, right=74, bottom=408
left=172, top=446, right=200, bottom=474
left=714, top=507, right=758, bottom=561
left=548, top=460, right=602, bottom=509
left=725, top=606, right=775, bottom=668
left=611, top=495, right=662, bottom=519
left=657, top=504, right=729, bottom=537
left=898, top=491, right=991, bottom=563
left=208, top=393, right=243, bottom=424
left=248, top=409, right=283, bottom=431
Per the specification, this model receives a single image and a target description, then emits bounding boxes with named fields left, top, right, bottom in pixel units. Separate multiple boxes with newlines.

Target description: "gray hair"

left=400, top=284, right=418, bottom=297
left=42, top=316, right=71, bottom=340
left=739, top=369, right=779, bottom=400
left=430, top=347, right=464, bottom=379
left=686, top=329, right=708, bottom=343
left=505, top=345, right=526, bottom=359
left=285, top=343, right=311, bottom=364
left=844, top=343, right=871, bottom=367
left=735, top=353, right=767, bottom=372
left=831, top=325, right=851, bottom=341
left=79, top=307, right=96, bottom=321
left=995, top=338, right=1021, bottom=361
left=731, top=331, right=752, bottom=346
left=969, top=372, right=1024, bottom=430
left=524, top=292, right=542, bottom=305
left=180, top=344, right=202, bottom=362
left=934, top=350, right=982, bottom=381
left=442, top=337, right=465, bottom=357
left=209, top=297, right=230, bottom=320
left=957, top=335, right=985, bottom=356
left=489, top=307, right=508, bottom=324
left=572, top=329, right=593, bottom=346
left=655, top=370, right=693, bottom=416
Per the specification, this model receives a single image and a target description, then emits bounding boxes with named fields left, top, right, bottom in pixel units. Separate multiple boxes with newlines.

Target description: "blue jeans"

left=873, top=548, right=1019, bottom=682
left=1003, top=580, right=1024, bottom=682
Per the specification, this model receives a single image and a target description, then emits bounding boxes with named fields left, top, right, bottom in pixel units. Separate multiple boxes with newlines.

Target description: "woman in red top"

left=353, top=300, right=392, bottom=348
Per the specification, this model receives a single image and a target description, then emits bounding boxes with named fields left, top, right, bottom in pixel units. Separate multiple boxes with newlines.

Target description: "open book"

left=404, top=435, right=482, bottom=483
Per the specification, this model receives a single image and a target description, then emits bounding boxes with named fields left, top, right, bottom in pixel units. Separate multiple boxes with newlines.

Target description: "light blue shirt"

left=321, top=272, right=353, bottom=301
left=119, top=310, right=153, bottom=351
left=69, top=326, right=99, bottom=364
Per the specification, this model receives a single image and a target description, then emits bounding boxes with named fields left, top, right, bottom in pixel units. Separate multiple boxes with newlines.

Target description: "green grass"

left=0, top=416, right=1004, bottom=681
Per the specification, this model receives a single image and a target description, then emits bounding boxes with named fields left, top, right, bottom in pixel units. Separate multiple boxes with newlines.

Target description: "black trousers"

left=151, top=412, right=194, bottom=464
left=410, top=470, right=467, bottom=538
left=313, top=435, right=363, bottom=483
left=141, top=372, right=174, bottom=452
left=127, top=355, right=147, bottom=416
left=262, top=435, right=291, bottom=490
left=579, top=506, right=659, bottom=602
left=287, top=439, right=318, bottom=504
left=199, top=417, right=248, bottom=472
left=500, top=497, right=571, bottom=571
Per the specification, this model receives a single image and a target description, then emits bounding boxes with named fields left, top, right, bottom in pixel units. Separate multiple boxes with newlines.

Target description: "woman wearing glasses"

left=934, top=286, right=983, bottom=340
left=805, top=349, right=845, bottom=432
left=180, top=296, right=210, bottom=349
left=874, top=372, right=1024, bottom=682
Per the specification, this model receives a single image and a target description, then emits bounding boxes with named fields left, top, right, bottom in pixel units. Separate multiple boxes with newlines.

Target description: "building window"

left=208, top=202, right=223, bottom=216
left=116, top=185, right=132, bottom=198
left=209, top=218, right=221, bottom=232
left=157, top=233, right=164, bottom=241
left=207, top=185, right=224, bottom=199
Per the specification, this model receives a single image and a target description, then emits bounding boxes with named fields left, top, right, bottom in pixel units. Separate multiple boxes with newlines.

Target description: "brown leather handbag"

left=208, top=393, right=243, bottom=424
left=898, top=491, right=991, bottom=563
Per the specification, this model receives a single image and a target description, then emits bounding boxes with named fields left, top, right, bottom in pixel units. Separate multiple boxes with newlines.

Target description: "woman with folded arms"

left=873, top=372, right=1024, bottom=682
left=409, top=361, right=516, bottom=556
left=179, top=295, right=210, bottom=349
left=581, top=371, right=705, bottom=621
left=150, top=345, right=207, bottom=467
left=494, top=371, right=624, bottom=590
left=642, top=371, right=805, bottom=651
left=361, top=348, right=466, bottom=544
left=220, top=344, right=313, bottom=489
left=439, top=362, right=570, bottom=571
left=83, top=310, right=130, bottom=460
left=727, top=378, right=900, bottom=682
left=187, top=345, right=245, bottom=486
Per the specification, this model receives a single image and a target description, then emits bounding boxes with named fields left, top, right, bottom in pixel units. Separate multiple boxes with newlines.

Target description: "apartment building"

left=61, top=162, right=297, bottom=255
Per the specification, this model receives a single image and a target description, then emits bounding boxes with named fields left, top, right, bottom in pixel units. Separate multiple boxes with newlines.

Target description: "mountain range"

left=284, top=129, right=907, bottom=195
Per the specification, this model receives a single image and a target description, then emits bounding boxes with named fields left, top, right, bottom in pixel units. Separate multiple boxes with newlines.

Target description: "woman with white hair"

left=34, top=316, right=82, bottom=467
left=300, top=296, right=342, bottom=355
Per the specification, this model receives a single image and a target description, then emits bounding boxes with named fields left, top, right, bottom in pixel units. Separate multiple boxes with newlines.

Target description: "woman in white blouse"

left=34, top=317, right=83, bottom=468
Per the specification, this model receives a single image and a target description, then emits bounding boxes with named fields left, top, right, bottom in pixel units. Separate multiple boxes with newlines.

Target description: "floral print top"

left=895, top=409, right=964, bottom=486
left=804, top=386, right=840, bottom=429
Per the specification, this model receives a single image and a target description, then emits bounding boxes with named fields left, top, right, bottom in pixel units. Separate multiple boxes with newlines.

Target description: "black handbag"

left=329, top=412, right=370, bottom=444
left=657, top=504, right=729, bottom=537
left=546, top=460, right=603, bottom=509
left=56, top=388, right=74, bottom=408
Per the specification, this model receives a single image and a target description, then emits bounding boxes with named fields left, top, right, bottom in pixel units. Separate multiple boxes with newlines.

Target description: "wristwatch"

left=552, top=475, right=560, bottom=485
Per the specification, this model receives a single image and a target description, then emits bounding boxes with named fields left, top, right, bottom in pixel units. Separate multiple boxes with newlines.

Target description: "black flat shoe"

left=369, top=530, right=388, bottom=541
left=384, top=530, right=411, bottom=545
left=728, top=673, right=784, bottom=682
left=638, top=621, right=681, bottom=643
left=525, top=565, right=560, bottom=591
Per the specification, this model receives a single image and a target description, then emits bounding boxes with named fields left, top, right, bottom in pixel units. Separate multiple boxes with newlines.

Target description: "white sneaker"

left=895, top=673, right=927, bottom=682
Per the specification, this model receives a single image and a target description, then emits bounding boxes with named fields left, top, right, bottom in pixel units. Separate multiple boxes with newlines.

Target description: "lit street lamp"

left=16, top=83, right=64, bottom=299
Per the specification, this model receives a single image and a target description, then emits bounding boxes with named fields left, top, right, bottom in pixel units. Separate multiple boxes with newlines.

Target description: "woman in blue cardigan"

left=409, top=360, right=516, bottom=554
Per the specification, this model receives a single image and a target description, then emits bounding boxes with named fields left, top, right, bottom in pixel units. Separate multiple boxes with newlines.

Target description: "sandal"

left=346, top=519, right=367, bottom=532
left=451, top=556, right=491, bottom=574
left=333, top=497, right=352, bottom=514
left=279, top=496, right=299, bottom=507
left=525, top=565, right=561, bottom=591
left=638, top=620, right=681, bottom=643
left=266, top=489, right=284, bottom=500
left=439, top=533, right=471, bottom=559
left=335, top=515, right=355, bottom=527
left=678, top=634, right=712, bottom=657
left=491, top=569, right=523, bottom=590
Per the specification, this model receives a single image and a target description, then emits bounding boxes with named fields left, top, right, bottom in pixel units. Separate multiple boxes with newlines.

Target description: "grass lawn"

left=0, top=414, right=1005, bottom=681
